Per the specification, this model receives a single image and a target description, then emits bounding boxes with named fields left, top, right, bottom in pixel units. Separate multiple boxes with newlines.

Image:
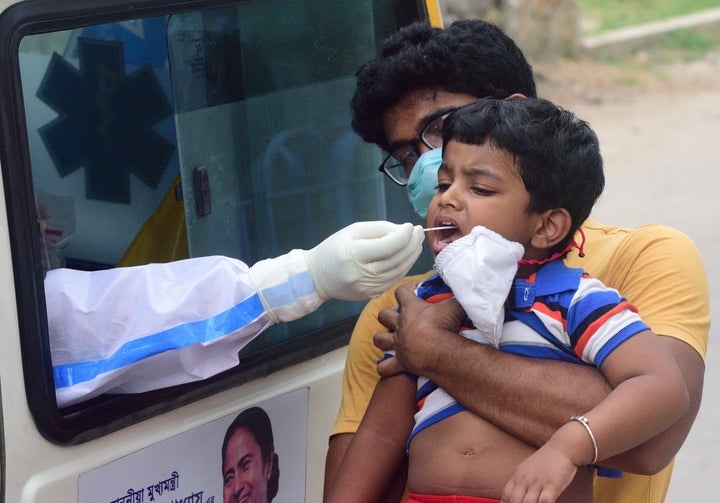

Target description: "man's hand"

left=373, top=282, right=465, bottom=377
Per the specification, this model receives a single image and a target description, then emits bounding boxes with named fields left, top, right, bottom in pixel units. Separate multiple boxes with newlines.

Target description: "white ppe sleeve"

left=434, top=226, right=524, bottom=346
left=48, top=221, right=422, bottom=407
left=48, top=255, right=276, bottom=407
left=249, top=248, right=324, bottom=323
left=250, top=221, right=424, bottom=321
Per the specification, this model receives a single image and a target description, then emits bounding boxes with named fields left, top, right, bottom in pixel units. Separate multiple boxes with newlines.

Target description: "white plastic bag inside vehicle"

left=36, top=189, right=75, bottom=273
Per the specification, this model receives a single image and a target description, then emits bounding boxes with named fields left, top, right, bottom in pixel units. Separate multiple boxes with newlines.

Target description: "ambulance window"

left=1, top=0, right=430, bottom=443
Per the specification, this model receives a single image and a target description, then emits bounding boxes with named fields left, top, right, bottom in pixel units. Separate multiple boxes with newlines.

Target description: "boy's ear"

left=530, top=208, right=572, bottom=250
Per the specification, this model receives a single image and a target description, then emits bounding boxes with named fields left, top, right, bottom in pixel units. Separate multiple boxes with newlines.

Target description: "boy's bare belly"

left=407, top=410, right=593, bottom=502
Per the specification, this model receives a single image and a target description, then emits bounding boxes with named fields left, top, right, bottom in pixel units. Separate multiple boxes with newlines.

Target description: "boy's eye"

left=472, top=186, right=495, bottom=196
left=436, top=182, right=450, bottom=192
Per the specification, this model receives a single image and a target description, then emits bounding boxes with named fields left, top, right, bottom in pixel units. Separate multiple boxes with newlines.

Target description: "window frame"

left=0, top=0, right=428, bottom=445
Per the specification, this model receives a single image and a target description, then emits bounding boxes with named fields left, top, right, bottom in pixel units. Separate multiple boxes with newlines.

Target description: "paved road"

left=551, top=62, right=720, bottom=501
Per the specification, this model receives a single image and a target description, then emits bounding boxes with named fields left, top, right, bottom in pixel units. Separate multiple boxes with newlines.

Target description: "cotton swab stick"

left=423, top=226, right=457, bottom=232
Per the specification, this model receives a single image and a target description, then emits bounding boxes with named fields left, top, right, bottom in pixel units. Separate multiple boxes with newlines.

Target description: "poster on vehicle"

left=79, top=387, right=308, bottom=503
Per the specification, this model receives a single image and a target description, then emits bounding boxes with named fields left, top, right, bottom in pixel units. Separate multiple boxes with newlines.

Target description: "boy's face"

left=427, top=139, right=537, bottom=257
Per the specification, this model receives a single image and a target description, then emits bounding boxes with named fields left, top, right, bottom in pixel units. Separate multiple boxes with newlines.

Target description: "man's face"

left=223, top=427, right=273, bottom=503
left=381, top=89, right=477, bottom=179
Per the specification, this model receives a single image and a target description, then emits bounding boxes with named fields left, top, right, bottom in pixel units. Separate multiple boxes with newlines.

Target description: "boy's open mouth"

left=432, top=220, right=461, bottom=253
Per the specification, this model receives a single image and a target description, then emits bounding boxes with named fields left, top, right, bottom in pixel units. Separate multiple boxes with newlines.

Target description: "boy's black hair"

left=351, top=19, right=537, bottom=151
left=442, top=98, right=604, bottom=253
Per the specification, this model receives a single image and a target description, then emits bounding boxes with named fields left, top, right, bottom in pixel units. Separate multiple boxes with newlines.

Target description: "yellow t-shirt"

left=331, top=218, right=710, bottom=503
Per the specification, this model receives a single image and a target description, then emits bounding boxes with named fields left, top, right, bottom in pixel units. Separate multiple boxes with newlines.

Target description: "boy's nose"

left=438, top=181, right=460, bottom=204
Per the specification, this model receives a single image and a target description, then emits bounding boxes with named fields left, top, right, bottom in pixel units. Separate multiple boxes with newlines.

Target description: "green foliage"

left=589, top=27, right=720, bottom=66
left=580, top=0, right=720, bottom=34
left=580, top=1, right=720, bottom=64
left=653, top=27, right=720, bottom=61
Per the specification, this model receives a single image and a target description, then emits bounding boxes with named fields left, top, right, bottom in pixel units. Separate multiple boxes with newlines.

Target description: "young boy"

left=324, top=98, right=689, bottom=503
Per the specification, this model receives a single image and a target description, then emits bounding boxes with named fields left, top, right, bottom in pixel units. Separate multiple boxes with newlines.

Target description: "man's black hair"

left=442, top=98, right=604, bottom=253
left=351, top=19, right=537, bottom=151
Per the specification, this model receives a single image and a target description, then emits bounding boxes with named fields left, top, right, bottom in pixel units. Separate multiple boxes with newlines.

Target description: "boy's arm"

left=324, top=373, right=416, bottom=503
left=503, top=330, right=689, bottom=502
left=375, top=284, right=702, bottom=474
left=561, top=330, right=689, bottom=463
left=600, top=335, right=704, bottom=473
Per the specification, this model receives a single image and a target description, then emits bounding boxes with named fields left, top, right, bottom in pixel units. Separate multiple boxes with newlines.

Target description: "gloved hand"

left=305, top=221, right=424, bottom=301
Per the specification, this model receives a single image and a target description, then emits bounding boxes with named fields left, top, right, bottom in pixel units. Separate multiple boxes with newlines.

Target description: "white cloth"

left=434, top=225, right=524, bottom=346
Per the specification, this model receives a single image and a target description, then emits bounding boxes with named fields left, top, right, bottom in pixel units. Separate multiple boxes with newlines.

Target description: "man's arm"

left=375, top=284, right=610, bottom=445
left=323, top=275, right=425, bottom=497
left=375, top=283, right=704, bottom=474
left=324, top=433, right=353, bottom=499
left=324, top=374, right=415, bottom=503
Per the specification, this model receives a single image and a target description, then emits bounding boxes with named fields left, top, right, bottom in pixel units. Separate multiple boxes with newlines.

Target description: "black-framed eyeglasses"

left=377, top=96, right=493, bottom=186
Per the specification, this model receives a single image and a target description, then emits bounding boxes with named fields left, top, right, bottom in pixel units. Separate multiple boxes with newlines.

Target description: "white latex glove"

left=305, top=221, right=424, bottom=301
left=250, top=221, right=424, bottom=322
left=434, top=226, right=524, bottom=346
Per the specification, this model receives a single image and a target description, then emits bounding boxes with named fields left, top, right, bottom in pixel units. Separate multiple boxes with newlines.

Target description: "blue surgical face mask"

left=406, top=148, right=443, bottom=219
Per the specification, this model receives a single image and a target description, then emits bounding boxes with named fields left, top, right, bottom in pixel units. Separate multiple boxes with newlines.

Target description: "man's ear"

left=266, top=448, right=275, bottom=480
left=530, top=208, right=571, bottom=250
